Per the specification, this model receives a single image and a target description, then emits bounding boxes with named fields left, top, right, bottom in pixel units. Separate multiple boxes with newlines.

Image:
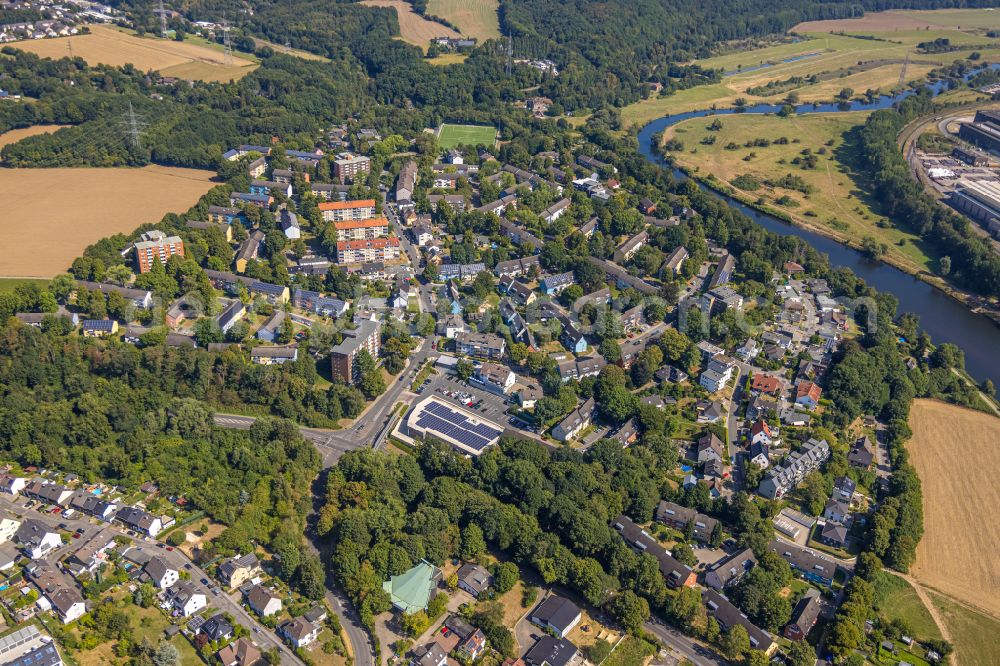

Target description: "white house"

left=0, top=518, right=21, bottom=544
left=145, top=556, right=179, bottom=589
left=247, top=585, right=283, bottom=617
left=749, top=419, right=775, bottom=447
left=0, top=474, right=26, bottom=496
left=280, top=617, right=320, bottom=648
left=166, top=581, right=206, bottom=616
left=14, top=520, right=61, bottom=559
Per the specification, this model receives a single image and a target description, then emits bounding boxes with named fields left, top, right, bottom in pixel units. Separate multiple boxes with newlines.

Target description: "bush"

left=166, top=531, right=187, bottom=547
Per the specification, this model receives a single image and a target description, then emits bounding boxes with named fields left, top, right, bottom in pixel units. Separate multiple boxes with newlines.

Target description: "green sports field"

left=437, top=123, right=497, bottom=148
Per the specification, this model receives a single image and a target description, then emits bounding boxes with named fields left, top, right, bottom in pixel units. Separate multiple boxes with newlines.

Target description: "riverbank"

left=676, top=163, right=1000, bottom=326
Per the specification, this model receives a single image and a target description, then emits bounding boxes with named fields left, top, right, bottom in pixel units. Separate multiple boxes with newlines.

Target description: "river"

left=636, top=67, right=1000, bottom=386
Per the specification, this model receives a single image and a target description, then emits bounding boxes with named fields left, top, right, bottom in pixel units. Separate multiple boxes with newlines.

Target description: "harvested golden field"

left=13, top=25, right=256, bottom=82
left=0, top=124, right=70, bottom=150
left=795, top=8, right=1000, bottom=33
left=427, top=0, right=500, bottom=40
left=361, top=0, right=459, bottom=48
left=0, top=160, right=214, bottom=277
left=908, top=399, right=1000, bottom=619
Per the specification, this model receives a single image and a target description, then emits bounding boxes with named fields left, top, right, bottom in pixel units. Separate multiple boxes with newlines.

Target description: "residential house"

left=25, top=560, right=86, bottom=624
left=14, top=520, right=61, bottom=559
left=523, top=637, right=577, bottom=666
left=116, top=506, right=162, bottom=537
left=0, top=475, right=26, bottom=497
left=757, top=439, right=830, bottom=500
left=23, top=481, right=73, bottom=507
left=426, top=194, right=467, bottom=213
left=280, top=617, right=320, bottom=649
left=697, top=433, right=725, bottom=464
left=456, top=332, right=506, bottom=360
left=655, top=501, right=718, bottom=544
left=847, top=436, right=875, bottom=470
left=256, top=310, right=286, bottom=343
left=702, top=589, right=776, bottom=656
left=746, top=395, right=778, bottom=422
left=145, top=556, right=178, bottom=589
left=230, top=192, right=271, bottom=208
left=613, top=231, right=648, bottom=263
left=216, top=301, right=246, bottom=334
left=247, top=585, right=282, bottom=617
left=395, top=160, right=418, bottom=203
left=235, top=229, right=265, bottom=272
left=199, top=614, right=234, bottom=643
left=767, top=540, right=840, bottom=587
left=82, top=319, right=118, bottom=338
left=250, top=345, right=299, bottom=365
left=473, top=363, right=516, bottom=395
left=0, top=518, right=20, bottom=544
left=750, top=374, right=781, bottom=396
left=279, top=209, right=301, bottom=239
left=833, top=476, right=856, bottom=502
left=612, top=515, right=696, bottom=588
left=705, top=549, right=757, bottom=590
left=64, top=528, right=117, bottom=576
left=218, top=553, right=260, bottom=589
left=217, top=637, right=263, bottom=666
left=456, top=563, right=492, bottom=598
left=208, top=206, right=244, bottom=225
left=410, top=642, right=447, bottom=666
left=748, top=441, right=770, bottom=470
left=696, top=400, right=725, bottom=424
left=557, top=356, right=606, bottom=382
left=540, top=272, right=575, bottom=295
left=529, top=596, right=582, bottom=639
left=795, top=381, right=823, bottom=410
left=784, top=591, right=822, bottom=641
left=609, top=418, right=639, bottom=448
left=551, top=398, right=595, bottom=442
left=661, top=246, right=689, bottom=276
left=819, top=522, right=848, bottom=549
left=749, top=419, right=775, bottom=446
left=541, top=198, right=571, bottom=222
left=434, top=615, right=488, bottom=661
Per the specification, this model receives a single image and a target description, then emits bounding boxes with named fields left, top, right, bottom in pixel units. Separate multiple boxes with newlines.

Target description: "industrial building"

left=949, top=179, right=1000, bottom=238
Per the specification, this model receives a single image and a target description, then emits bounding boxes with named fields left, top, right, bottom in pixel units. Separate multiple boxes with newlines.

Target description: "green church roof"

left=382, top=560, right=438, bottom=614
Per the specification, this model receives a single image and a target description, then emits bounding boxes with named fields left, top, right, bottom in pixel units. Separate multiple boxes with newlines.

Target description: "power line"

left=158, top=0, right=167, bottom=35
left=222, top=14, right=233, bottom=66
left=120, top=101, right=148, bottom=149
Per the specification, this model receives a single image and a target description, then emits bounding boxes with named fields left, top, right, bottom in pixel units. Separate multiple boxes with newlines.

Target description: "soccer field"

left=437, top=123, right=497, bottom=148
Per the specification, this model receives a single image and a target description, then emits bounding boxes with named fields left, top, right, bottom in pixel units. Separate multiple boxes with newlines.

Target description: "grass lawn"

left=437, top=123, right=497, bottom=148
left=0, top=278, right=50, bottom=293
left=603, top=636, right=656, bottom=666
left=929, top=591, right=1000, bottom=666
left=871, top=572, right=943, bottom=642
left=662, top=111, right=938, bottom=275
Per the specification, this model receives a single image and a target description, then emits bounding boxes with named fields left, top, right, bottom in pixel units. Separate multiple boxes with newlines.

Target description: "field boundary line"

left=888, top=571, right=953, bottom=647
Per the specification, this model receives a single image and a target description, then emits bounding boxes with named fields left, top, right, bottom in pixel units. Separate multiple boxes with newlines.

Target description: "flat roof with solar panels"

left=406, top=397, right=503, bottom=456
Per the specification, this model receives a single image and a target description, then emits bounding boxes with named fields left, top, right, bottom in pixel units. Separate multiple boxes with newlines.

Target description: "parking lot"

left=421, top=373, right=523, bottom=427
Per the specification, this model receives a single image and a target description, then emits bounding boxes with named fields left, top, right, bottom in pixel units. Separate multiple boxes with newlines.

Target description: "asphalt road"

left=644, top=618, right=728, bottom=666
left=0, top=496, right=302, bottom=665
left=212, top=342, right=434, bottom=666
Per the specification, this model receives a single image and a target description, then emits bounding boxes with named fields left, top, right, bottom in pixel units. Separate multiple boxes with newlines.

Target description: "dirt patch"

left=177, top=520, right=227, bottom=560
left=361, top=0, right=459, bottom=48
left=0, top=157, right=214, bottom=277
left=12, top=25, right=256, bottom=82
left=794, top=11, right=947, bottom=33
left=908, top=399, right=1000, bottom=620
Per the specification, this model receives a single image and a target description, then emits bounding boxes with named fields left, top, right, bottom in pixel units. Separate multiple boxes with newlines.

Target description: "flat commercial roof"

left=406, top=397, right=503, bottom=456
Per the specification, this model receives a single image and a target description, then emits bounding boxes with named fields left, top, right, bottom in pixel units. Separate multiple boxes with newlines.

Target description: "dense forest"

left=0, top=322, right=329, bottom=598
left=859, top=90, right=1000, bottom=298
